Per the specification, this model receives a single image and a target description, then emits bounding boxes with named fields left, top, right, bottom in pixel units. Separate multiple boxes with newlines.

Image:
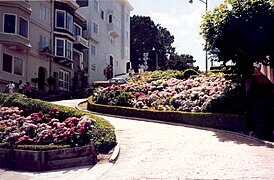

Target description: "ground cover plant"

left=92, top=70, right=243, bottom=114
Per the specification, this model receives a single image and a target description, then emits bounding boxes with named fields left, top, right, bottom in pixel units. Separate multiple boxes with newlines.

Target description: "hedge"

left=0, top=93, right=117, bottom=153
left=88, top=97, right=247, bottom=132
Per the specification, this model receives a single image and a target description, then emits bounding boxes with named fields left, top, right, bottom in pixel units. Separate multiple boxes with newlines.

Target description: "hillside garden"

left=92, top=70, right=244, bottom=114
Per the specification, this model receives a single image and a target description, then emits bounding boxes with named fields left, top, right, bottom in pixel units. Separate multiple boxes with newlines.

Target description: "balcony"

left=0, top=33, right=31, bottom=51
left=107, top=23, right=120, bottom=39
left=0, top=1, right=32, bottom=14
left=39, top=46, right=53, bottom=57
left=55, top=0, right=79, bottom=11
left=74, top=35, right=89, bottom=51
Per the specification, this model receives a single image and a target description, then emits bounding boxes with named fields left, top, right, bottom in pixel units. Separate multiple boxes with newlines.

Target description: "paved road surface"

left=99, top=115, right=274, bottom=180
left=0, top=99, right=274, bottom=180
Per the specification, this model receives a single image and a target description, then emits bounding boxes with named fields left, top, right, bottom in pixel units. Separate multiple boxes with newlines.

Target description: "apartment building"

left=77, top=0, right=133, bottom=83
left=0, top=0, right=88, bottom=93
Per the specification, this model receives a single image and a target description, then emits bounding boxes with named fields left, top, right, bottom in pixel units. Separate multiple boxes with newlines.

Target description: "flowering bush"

left=92, top=71, right=242, bottom=113
left=0, top=107, right=96, bottom=147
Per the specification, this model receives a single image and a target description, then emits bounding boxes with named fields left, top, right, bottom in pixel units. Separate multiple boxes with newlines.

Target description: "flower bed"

left=92, top=71, right=243, bottom=114
left=0, top=107, right=96, bottom=147
left=0, top=106, right=98, bottom=171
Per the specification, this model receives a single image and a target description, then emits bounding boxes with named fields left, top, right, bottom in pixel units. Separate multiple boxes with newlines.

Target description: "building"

left=77, top=0, right=133, bottom=83
left=0, top=0, right=88, bottom=93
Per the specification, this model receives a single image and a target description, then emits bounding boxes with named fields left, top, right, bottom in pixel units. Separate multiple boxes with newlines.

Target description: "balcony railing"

left=107, top=23, right=120, bottom=39
left=75, top=35, right=88, bottom=47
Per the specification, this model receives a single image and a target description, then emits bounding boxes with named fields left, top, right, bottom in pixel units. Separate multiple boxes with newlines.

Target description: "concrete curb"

left=109, top=142, right=120, bottom=163
left=75, top=100, right=121, bottom=163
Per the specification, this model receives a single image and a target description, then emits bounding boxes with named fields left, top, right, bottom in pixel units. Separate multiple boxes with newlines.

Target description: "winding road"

left=0, top=99, right=273, bottom=180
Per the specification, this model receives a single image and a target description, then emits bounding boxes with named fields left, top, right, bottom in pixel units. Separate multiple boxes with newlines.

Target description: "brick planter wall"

left=0, top=142, right=97, bottom=171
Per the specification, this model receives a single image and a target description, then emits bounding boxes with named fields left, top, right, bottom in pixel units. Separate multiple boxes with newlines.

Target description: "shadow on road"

left=213, top=130, right=274, bottom=148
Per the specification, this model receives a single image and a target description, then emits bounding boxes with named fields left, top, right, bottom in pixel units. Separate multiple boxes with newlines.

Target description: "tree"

left=130, top=15, right=175, bottom=71
left=200, top=0, right=274, bottom=78
left=167, top=53, right=199, bottom=71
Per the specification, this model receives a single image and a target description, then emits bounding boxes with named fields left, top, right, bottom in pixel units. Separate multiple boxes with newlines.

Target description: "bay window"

left=66, top=40, right=72, bottom=59
left=4, top=14, right=16, bottom=34
left=56, top=10, right=65, bottom=28
left=19, top=17, right=28, bottom=38
left=56, top=38, right=65, bottom=56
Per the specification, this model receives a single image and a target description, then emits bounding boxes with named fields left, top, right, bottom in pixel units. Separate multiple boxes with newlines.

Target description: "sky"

left=128, top=0, right=225, bottom=71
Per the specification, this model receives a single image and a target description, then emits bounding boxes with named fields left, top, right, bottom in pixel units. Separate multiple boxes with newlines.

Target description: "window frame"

left=19, top=16, right=29, bottom=38
left=66, top=12, right=73, bottom=32
left=90, top=44, right=96, bottom=56
left=14, top=57, right=23, bottom=76
left=55, top=9, right=66, bottom=29
left=93, top=22, right=99, bottom=35
left=93, top=0, right=99, bottom=12
left=100, top=8, right=105, bottom=20
left=39, top=3, right=48, bottom=21
left=59, top=69, right=70, bottom=91
left=3, top=13, right=17, bottom=34
left=55, top=37, right=65, bottom=57
left=74, top=23, right=82, bottom=37
left=2, top=53, right=24, bottom=76
left=66, top=40, right=73, bottom=60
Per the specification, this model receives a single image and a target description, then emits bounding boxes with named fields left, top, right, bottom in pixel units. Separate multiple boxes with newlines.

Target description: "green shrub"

left=182, top=69, right=199, bottom=79
left=201, top=86, right=244, bottom=114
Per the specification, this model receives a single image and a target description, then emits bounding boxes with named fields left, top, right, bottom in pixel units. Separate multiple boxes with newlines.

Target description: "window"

left=108, top=14, right=112, bottom=23
left=14, top=57, right=23, bottom=76
left=100, top=9, right=105, bottom=20
left=4, top=14, right=16, bottom=33
left=90, top=45, right=96, bottom=56
left=39, top=35, right=47, bottom=49
left=93, top=23, right=98, bottom=34
left=74, top=23, right=82, bottom=36
left=40, top=4, right=48, bottom=21
left=3, top=53, right=12, bottom=73
left=125, top=31, right=129, bottom=40
left=125, top=12, right=129, bottom=22
left=19, top=17, right=28, bottom=38
left=56, top=38, right=65, bottom=56
left=93, top=0, right=99, bottom=12
left=125, top=47, right=129, bottom=57
left=56, top=10, right=65, bottom=28
left=2, top=53, right=23, bottom=76
left=66, top=40, right=72, bottom=59
left=102, top=52, right=107, bottom=62
left=59, top=69, right=70, bottom=91
left=66, top=13, right=73, bottom=32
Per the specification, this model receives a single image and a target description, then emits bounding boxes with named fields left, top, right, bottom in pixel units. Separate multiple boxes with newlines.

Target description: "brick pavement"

left=0, top=99, right=273, bottom=180
left=99, top=115, right=274, bottom=180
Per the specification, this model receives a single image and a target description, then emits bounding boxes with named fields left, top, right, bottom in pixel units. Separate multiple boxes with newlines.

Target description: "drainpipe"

left=50, top=0, right=54, bottom=77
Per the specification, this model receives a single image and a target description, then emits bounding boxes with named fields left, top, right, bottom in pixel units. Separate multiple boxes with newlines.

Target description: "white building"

left=77, top=0, right=133, bottom=83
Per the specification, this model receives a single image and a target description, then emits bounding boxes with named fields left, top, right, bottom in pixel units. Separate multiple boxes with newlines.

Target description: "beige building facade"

left=0, top=0, right=88, bottom=93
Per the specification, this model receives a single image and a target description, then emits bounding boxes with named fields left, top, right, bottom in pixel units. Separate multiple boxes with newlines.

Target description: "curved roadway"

left=0, top=99, right=273, bottom=180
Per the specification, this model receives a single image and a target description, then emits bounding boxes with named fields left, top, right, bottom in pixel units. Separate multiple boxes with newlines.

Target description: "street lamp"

left=189, top=0, right=208, bottom=74
left=152, top=47, right=159, bottom=70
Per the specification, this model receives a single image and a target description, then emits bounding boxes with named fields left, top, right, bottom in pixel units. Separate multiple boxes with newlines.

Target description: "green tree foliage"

left=167, top=53, right=199, bottom=71
left=131, top=15, right=197, bottom=71
left=200, top=0, right=274, bottom=77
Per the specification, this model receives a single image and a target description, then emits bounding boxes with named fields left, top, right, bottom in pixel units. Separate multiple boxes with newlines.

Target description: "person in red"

left=24, top=82, right=32, bottom=97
